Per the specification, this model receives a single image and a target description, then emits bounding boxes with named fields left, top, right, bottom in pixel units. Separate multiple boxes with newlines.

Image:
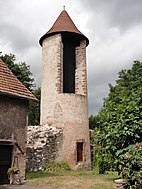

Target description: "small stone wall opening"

left=77, top=142, right=84, bottom=162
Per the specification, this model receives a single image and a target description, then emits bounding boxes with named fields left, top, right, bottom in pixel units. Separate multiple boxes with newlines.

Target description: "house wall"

left=0, top=95, right=28, bottom=177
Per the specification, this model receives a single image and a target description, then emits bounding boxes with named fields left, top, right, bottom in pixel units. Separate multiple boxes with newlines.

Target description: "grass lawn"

left=27, top=170, right=118, bottom=189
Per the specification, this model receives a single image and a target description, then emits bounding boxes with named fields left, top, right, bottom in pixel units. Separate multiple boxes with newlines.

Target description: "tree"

left=0, top=53, right=40, bottom=125
left=94, top=61, right=142, bottom=187
left=89, top=115, right=100, bottom=129
left=99, top=61, right=142, bottom=155
left=0, top=53, right=35, bottom=90
left=89, top=114, right=113, bottom=173
left=28, top=88, right=41, bottom=125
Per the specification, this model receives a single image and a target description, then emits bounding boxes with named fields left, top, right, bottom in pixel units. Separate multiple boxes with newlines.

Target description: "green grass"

left=26, top=170, right=118, bottom=189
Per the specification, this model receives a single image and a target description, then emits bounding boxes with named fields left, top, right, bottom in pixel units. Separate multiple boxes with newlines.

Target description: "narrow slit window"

left=77, top=142, right=84, bottom=162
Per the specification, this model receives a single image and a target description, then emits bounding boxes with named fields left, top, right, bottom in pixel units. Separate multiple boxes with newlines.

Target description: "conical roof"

left=39, top=10, right=89, bottom=46
left=0, top=58, right=36, bottom=101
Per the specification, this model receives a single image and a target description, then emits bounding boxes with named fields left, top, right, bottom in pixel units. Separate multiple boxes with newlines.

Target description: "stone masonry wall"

left=40, top=34, right=91, bottom=169
left=40, top=34, right=62, bottom=125
left=0, top=95, right=28, bottom=177
left=75, top=40, right=87, bottom=95
left=26, top=124, right=63, bottom=171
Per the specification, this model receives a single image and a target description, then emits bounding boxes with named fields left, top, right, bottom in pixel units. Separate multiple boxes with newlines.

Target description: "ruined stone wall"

left=0, top=95, right=28, bottom=176
left=26, top=125, right=63, bottom=171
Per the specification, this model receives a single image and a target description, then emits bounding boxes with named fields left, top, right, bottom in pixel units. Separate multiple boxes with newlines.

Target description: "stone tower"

left=39, top=9, right=91, bottom=169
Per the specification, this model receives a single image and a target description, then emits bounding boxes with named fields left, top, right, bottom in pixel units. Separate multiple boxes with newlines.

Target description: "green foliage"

left=99, top=61, right=142, bottom=154
left=89, top=115, right=100, bottom=129
left=92, top=60, right=142, bottom=187
left=26, top=171, right=50, bottom=179
left=44, top=162, right=71, bottom=173
left=93, top=147, right=112, bottom=174
left=1, top=53, right=35, bottom=90
left=92, top=129, right=114, bottom=174
left=116, top=143, right=142, bottom=188
left=7, top=167, right=19, bottom=174
left=28, top=88, right=41, bottom=125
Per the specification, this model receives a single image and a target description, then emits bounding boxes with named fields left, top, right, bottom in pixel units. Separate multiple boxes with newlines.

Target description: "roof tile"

left=0, top=58, right=36, bottom=100
left=39, top=10, right=89, bottom=46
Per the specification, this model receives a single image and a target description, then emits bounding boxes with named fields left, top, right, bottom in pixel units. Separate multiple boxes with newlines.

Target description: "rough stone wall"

left=0, top=95, right=28, bottom=176
left=75, top=40, right=87, bottom=95
left=41, top=34, right=62, bottom=125
left=40, top=35, right=88, bottom=126
left=51, top=94, right=91, bottom=169
left=26, top=125, right=63, bottom=171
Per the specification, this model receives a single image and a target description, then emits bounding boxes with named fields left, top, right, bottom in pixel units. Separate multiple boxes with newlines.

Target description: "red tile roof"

left=39, top=10, right=89, bottom=46
left=0, top=58, right=36, bottom=100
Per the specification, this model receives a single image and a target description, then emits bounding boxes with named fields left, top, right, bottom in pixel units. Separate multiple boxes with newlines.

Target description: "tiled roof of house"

left=39, top=10, right=89, bottom=46
left=0, top=58, right=36, bottom=100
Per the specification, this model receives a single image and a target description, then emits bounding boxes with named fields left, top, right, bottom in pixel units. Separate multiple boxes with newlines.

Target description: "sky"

left=0, top=0, right=142, bottom=115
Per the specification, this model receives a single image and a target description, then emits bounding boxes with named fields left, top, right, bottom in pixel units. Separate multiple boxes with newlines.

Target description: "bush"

left=91, top=128, right=114, bottom=174
left=44, top=162, right=71, bottom=173
left=115, top=143, right=142, bottom=188
left=7, top=167, right=19, bottom=174
left=93, top=147, right=113, bottom=174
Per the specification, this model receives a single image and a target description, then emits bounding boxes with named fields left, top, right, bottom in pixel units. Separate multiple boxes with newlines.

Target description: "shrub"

left=7, top=167, right=19, bottom=174
left=115, top=143, right=142, bottom=188
left=44, top=162, right=71, bottom=173
left=93, top=147, right=113, bottom=174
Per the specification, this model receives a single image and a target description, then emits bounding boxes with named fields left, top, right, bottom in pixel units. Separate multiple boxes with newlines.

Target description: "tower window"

left=77, top=142, right=84, bottom=162
left=62, top=34, right=80, bottom=93
left=63, top=42, right=75, bottom=93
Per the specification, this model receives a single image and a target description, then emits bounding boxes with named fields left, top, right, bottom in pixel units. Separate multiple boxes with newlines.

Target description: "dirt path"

left=0, top=185, right=56, bottom=189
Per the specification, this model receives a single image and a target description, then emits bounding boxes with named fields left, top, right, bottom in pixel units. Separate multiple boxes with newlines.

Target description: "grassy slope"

left=27, top=170, right=117, bottom=189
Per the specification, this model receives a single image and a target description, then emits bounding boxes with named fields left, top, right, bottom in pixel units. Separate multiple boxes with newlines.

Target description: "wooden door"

left=77, top=142, right=83, bottom=162
left=0, top=144, right=13, bottom=184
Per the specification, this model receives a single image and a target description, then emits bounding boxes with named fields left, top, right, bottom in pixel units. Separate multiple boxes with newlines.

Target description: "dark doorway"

left=77, top=142, right=84, bottom=162
left=0, top=144, right=13, bottom=184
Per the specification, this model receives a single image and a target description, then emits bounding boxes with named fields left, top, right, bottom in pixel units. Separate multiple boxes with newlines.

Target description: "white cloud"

left=0, top=0, right=142, bottom=115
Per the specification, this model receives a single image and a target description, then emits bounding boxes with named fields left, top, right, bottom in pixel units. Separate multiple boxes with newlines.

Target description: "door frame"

left=0, top=140, right=14, bottom=184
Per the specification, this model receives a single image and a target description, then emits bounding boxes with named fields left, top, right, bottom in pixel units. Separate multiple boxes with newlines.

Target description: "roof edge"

left=39, top=9, right=89, bottom=47
left=0, top=58, right=37, bottom=101
left=39, top=31, right=89, bottom=47
left=0, top=91, right=37, bottom=101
